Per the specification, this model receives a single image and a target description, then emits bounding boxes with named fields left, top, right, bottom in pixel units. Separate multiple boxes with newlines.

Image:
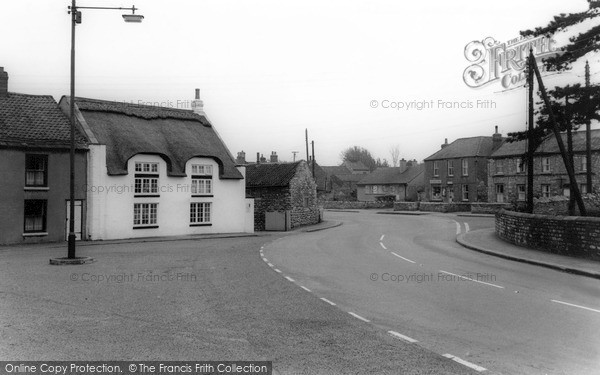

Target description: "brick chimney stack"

left=399, top=158, right=407, bottom=171
left=191, top=88, right=206, bottom=116
left=492, top=125, right=503, bottom=151
left=0, top=67, right=8, bottom=98
left=236, top=151, right=246, bottom=164
left=270, top=151, right=278, bottom=163
left=441, top=138, right=449, bottom=149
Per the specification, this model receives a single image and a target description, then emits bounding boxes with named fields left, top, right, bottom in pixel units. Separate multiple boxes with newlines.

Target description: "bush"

left=375, top=195, right=396, bottom=203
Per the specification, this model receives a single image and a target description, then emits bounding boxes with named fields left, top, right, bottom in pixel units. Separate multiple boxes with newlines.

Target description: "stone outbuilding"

left=245, top=161, right=319, bottom=231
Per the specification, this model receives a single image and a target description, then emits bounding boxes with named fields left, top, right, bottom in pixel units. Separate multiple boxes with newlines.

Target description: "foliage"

left=340, top=146, right=378, bottom=171
left=375, top=195, right=396, bottom=203
left=389, top=145, right=401, bottom=167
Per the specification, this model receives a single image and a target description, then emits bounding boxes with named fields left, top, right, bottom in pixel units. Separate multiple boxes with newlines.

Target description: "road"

left=263, top=211, right=600, bottom=375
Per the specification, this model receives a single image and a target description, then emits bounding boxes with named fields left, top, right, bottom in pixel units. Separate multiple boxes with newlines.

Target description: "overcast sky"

left=1, top=0, right=596, bottom=165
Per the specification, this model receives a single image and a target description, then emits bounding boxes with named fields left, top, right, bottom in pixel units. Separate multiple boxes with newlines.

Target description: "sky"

left=1, top=0, right=597, bottom=166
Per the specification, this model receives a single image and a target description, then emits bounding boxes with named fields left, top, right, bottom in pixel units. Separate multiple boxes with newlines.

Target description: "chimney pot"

left=195, top=88, right=200, bottom=100
left=0, top=67, right=8, bottom=98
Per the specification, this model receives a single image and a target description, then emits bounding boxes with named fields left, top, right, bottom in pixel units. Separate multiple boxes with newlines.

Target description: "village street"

left=263, top=211, right=600, bottom=375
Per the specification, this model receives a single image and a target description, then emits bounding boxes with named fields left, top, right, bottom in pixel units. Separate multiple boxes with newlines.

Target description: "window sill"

left=134, top=194, right=160, bottom=198
left=190, top=223, right=212, bottom=227
left=191, top=195, right=214, bottom=198
left=133, top=225, right=159, bottom=230
left=24, top=187, right=49, bottom=191
left=22, top=232, right=48, bottom=237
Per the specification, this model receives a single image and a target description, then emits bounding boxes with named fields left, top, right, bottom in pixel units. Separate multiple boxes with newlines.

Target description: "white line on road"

left=391, top=252, right=416, bottom=264
left=454, top=221, right=461, bottom=235
left=348, top=312, right=370, bottom=322
left=300, top=286, right=311, bottom=292
left=267, top=263, right=274, bottom=267
left=439, top=270, right=505, bottom=289
left=465, top=222, right=470, bottom=233
left=320, top=297, right=336, bottom=306
left=443, top=354, right=487, bottom=372
left=551, top=300, right=600, bottom=314
left=285, top=276, right=295, bottom=282
left=262, top=257, right=268, bottom=262
left=380, top=234, right=385, bottom=241
left=380, top=242, right=387, bottom=250
left=274, top=269, right=282, bottom=273
left=388, top=330, right=418, bottom=343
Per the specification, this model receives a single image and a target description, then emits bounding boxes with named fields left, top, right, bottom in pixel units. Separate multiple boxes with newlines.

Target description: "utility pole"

left=585, top=61, right=593, bottom=194
left=292, top=151, right=299, bottom=162
left=565, top=92, right=575, bottom=215
left=305, top=129, right=309, bottom=162
left=311, top=141, right=315, bottom=177
left=527, top=50, right=535, bottom=213
left=531, top=50, right=586, bottom=216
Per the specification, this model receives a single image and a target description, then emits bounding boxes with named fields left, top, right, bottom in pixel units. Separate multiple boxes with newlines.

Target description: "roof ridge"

left=4, top=92, right=55, bottom=99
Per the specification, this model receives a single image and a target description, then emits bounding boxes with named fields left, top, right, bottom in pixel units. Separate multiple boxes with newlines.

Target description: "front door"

left=496, top=184, right=505, bottom=203
left=65, top=200, right=83, bottom=240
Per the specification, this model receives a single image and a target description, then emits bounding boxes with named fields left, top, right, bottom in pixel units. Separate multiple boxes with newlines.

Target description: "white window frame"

left=581, top=184, right=588, bottom=194
left=191, top=164, right=213, bottom=176
left=190, top=202, right=211, bottom=225
left=191, top=178, right=212, bottom=195
left=542, top=157, right=551, bottom=173
left=541, top=184, right=551, bottom=198
left=462, top=184, right=469, bottom=201
left=433, top=161, right=439, bottom=177
left=135, top=162, right=158, bottom=173
left=447, top=160, right=454, bottom=176
left=517, top=184, right=526, bottom=201
left=133, top=203, right=158, bottom=227
left=496, top=160, right=504, bottom=175
left=134, top=162, right=159, bottom=196
left=516, top=159, right=525, bottom=173
left=462, top=159, right=469, bottom=176
left=581, top=156, right=587, bottom=172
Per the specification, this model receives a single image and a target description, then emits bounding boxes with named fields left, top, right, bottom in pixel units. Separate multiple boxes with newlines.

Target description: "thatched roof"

left=68, top=97, right=242, bottom=179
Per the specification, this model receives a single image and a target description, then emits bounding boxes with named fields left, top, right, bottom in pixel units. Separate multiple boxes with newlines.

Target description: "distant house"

left=245, top=161, right=319, bottom=231
left=424, top=127, right=503, bottom=202
left=488, top=130, right=600, bottom=203
left=343, top=160, right=370, bottom=175
left=0, top=67, right=88, bottom=244
left=357, top=163, right=425, bottom=202
left=321, top=165, right=365, bottom=200
left=58, top=90, right=253, bottom=240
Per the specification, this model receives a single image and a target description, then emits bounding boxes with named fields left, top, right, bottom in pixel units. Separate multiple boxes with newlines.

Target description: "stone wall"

left=533, top=195, right=600, bottom=217
left=393, top=201, right=420, bottom=211
left=289, top=162, right=320, bottom=229
left=471, top=202, right=512, bottom=214
left=323, top=201, right=393, bottom=210
left=247, top=187, right=291, bottom=231
left=496, top=210, right=600, bottom=261
left=419, top=202, right=471, bottom=213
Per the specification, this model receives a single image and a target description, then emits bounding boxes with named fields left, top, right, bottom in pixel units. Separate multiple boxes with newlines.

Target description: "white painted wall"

left=86, top=151, right=252, bottom=240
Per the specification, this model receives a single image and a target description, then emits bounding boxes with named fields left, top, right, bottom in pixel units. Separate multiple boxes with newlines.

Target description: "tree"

left=340, top=146, right=378, bottom=171
left=389, top=145, right=401, bottom=167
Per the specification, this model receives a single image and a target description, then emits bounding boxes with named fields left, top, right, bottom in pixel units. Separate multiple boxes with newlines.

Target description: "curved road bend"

left=263, top=211, right=600, bottom=375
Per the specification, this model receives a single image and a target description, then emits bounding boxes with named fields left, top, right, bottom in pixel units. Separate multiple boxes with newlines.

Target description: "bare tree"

left=389, top=145, right=400, bottom=167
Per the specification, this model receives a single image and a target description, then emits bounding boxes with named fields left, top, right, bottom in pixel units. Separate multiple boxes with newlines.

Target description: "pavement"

left=457, top=228, right=600, bottom=279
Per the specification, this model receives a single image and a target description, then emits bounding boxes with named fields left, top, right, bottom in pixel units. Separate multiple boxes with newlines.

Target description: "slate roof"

left=245, top=162, right=302, bottom=188
left=491, top=129, right=600, bottom=158
left=425, top=137, right=496, bottom=161
left=357, top=164, right=424, bottom=185
left=344, top=160, right=369, bottom=171
left=68, top=97, right=242, bottom=179
left=322, top=165, right=352, bottom=176
left=0, top=93, right=87, bottom=149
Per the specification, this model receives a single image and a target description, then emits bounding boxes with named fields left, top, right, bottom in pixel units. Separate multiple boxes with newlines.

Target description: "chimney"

left=236, top=151, right=246, bottom=164
left=492, top=125, right=503, bottom=151
left=191, top=88, right=206, bottom=116
left=270, top=151, right=278, bottom=163
left=0, top=67, right=8, bottom=98
left=257, top=152, right=260, bottom=164
left=260, top=154, right=267, bottom=163
left=441, top=138, right=449, bottom=149
left=399, top=158, right=407, bottom=171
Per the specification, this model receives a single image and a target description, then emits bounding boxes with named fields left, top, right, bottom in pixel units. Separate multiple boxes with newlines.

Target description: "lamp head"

left=122, top=14, right=144, bottom=23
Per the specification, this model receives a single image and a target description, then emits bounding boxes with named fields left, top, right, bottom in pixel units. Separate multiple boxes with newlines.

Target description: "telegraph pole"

left=305, top=129, right=309, bottom=162
left=527, top=50, right=535, bottom=213
left=311, top=140, right=315, bottom=177
left=585, top=61, right=593, bottom=193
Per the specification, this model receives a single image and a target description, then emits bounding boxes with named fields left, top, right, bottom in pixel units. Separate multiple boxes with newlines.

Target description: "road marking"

left=391, top=252, right=416, bottom=264
left=380, top=234, right=385, bottom=241
left=300, top=286, right=311, bottom=292
left=443, top=354, right=486, bottom=372
left=465, top=222, right=470, bottom=233
left=454, top=221, right=461, bottom=235
left=380, top=242, right=387, bottom=250
left=262, top=257, right=268, bottom=262
left=439, top=270, right=504, bottom=289
left=551, top=300, right=600, bottom=314
left=348, top=312, right=370, bottom=322
left=285, top=276, right=295, bottom=282
left=388, top=330, right=418, bottom=343
left=267, top=262, right=274, bottom=267
left=320, top=297, right=336, bottom=306
left=274, top=268, right=282, bottom=273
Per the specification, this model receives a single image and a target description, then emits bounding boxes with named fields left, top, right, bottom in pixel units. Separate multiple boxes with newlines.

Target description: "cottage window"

left=25, top=154, right=48, bottom=187
left=517, top=184, right=526, bottom=201
left=461, top=184, right=469, bottom=201
left=133, top=203, right=158, bottom=227
left=433, top=161, right=439, bottom=177
left=581, top=184, right=588, bottom=194
left=541, top=184, right=551, bottom=198
left=373, top=186, right=378, bottom=194
left=541, top=157, right=551, bottom=173
left=191, top=179, right=212, bottom=195
left=516, top=159, right=526, bottom=173
left=461, top=159, right=468, bottom=176
left=190, top=202, right=211, bottom=225
left=447, top=160, right=454, bottom=176
left=581, top=156, right=587, bottom=172
left=24, top=200, right=47, bottom=233
left=191, top=164, right=213, bottom=176
left=135, top=162, right=159, bottom=196
left=495, top=160, right=504, bottom=175
left=432, top=185, right=442, bottom=200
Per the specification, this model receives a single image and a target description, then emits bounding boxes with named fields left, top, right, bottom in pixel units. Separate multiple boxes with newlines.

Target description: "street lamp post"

left=66, top=1, right=143, bottom=259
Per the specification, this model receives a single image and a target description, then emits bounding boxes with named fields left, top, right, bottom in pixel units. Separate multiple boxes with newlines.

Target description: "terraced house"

left=424, top=127, right=503, bottom=203
left=58, top=90, right=253, bottom=240
left=488, top=130, right=600, bottom=204
left=0, top=67, right=88, bottom=244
